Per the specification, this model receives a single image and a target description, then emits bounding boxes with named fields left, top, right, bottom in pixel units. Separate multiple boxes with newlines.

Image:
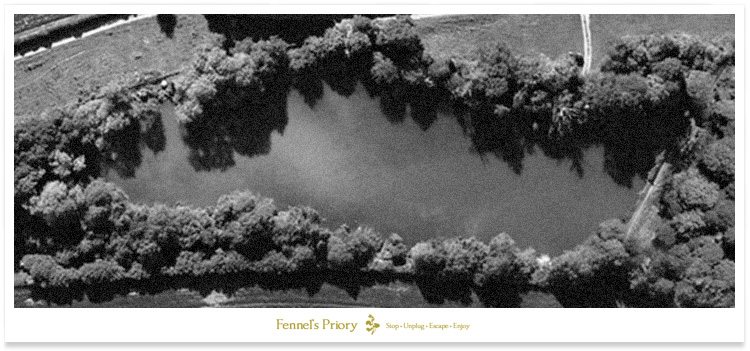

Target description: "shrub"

left=651, top=57, right=686, bottom=82
left=15, top=112, right=67, bottom=201
left=662, top=168, right=721, bottom=215
left=409, top=237, right=489, bottom=305
left=670, top=210, right=706, bottom=240
left=583, top=72, right=670, bottom=116
left=327, top=227, right=384, bottom=270
left=440, top=237, right=489, bottom=281
left=287, top=246, right=318, bottom=273
left=631, top=235, right=732, bottom=307
left=213, top=190, right=275, bottom=225
left=372, top=16, right=423, bottom=65
left=474, top=233, right=537, bottom=307
left=222, top=208, right=276, bottom=261
left=125, top=262, right=150, bottom=281
left=409, top=241, right=444, bottom=274
left=174, top=37, right=291, bottom=123
left=653, top=221, right=677, bottom=249
left=81, top=179, right=128, bottom=235
left=27, top=181, right=86, bottom=229
left=601, top=33, right=732, bottom=76
left=253, top=251, right=295, bottom=275
left=699, top=137, right=734, bottom=185
left=513, top=54, right=585, bottom=137
left=20, top=254, right=82, bottom=305
left=370, top=233, right=409, bottom=271
left=467, top=44, right=518, bottom=104
left=21, top=255, right=60, bottom=283
left=120, top=204, right=208, bottom=270
left=201, top=249, right=253, bottom=275
left=426, top=59, right=452, bottom=84
left=673, top=258, right=734, bottom=307
left=601, top=34, right=680, bottom=75
left=214, top=192, right=277, bottom=261
left=165, top=251, right=206, bottom=277
left=49, top=150, right=86, bottom=178
left=685, top=70, right=715, bottom=108
left=543, top=219, right=637, bottom=307
left=78, top=259, right=126, bottom=286
left=703, top=199, right=734, bottom=233
left=370, top=52, right=400, bottom=86
left=270, top=206, right=330, bottom=263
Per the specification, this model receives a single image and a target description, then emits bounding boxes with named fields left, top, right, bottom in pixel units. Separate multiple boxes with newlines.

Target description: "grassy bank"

left=15, top=277, right=561, bottom=308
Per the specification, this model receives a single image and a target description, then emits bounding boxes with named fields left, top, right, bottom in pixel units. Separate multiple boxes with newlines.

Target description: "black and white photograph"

left=5, top=2, right=744, bottom=344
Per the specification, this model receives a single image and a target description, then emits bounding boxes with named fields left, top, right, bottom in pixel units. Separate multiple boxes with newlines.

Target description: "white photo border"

left=4, top=2, right=745, bottom=343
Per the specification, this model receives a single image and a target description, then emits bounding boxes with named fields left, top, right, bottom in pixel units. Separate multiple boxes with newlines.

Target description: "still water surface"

left=107, top=84, right=644, bottom=255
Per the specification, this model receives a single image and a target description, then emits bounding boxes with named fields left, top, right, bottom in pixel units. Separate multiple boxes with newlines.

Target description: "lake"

left=106, top=84, right=644, bottom=255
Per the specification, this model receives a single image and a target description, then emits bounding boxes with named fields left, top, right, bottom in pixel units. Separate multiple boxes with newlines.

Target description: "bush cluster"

left=636, top=164, right=734, bottom=307
left=19, top=185, right=544, bottom=306
left=15, top=73, right=164, bottom=262
left=173, top=35, right=290, bottom=123
left=623, top=33, right=735, bottom=306
left=539, top=219, right=639, bottom=307
left=408, top=234, right=540, bottom=307
left=15, top=73, right=166, bottom=203
left=601, top=33, right=734, bottom=76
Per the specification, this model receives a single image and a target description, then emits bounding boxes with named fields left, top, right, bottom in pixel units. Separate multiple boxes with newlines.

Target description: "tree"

left=474, top=233, right=538, bottom=307
left=27, top=181, right=86, bottom=229
left=327, top=226, right=384, bottom=271
left=662, top=168, right=720, bottom=216
left=542, top=219, right=637, bottom=307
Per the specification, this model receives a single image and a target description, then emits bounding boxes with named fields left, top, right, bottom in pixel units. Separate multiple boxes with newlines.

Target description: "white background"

left=3, top=0, right=746, bottom=349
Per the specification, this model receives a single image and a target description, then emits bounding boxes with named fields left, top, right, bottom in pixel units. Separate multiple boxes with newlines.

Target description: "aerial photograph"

left=13, top=13, right=735, bottom=308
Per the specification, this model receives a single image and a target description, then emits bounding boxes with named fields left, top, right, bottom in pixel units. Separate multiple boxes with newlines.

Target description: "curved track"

left=580, top=14, right=592, bottom=73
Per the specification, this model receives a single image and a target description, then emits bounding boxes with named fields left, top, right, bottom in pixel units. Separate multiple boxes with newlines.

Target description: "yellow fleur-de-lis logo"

left=365, top=314, right=380, bottom=335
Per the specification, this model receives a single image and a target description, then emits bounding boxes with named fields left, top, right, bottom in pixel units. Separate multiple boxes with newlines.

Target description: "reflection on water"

left=105, top=84, right=644, bottom=255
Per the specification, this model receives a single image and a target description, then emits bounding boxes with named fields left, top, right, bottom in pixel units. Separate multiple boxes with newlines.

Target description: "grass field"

left=14, top=14, right=75, bottom=33
left=415, top=14, right=733, bottom=64
left=14, top=15, right=211, bottom=116
left=415, top=14, right=584, bottom=62
left=15, top=281, right=562, bottom=308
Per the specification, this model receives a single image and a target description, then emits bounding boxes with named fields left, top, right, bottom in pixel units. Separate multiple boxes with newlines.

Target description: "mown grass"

left=14, top=14, right=74, bottom=33
left=415, top=14, right=584, bottom=63
left=416, top=14, right=733, bottom=65
left=15, top=287, right=208, bottom=308
left=15, top=273, right=562, bottom=308
left=14, top=14, right=212, bottom=116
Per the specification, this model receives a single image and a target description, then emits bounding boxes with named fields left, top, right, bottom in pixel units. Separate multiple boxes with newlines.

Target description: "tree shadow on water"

left=290, top=70, right=684, bottom=188
left=179, top=88, right=289, bottom=172
left=445, top=98, right=686, bottom=188
left=103, top=109, right=167, bottom=178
